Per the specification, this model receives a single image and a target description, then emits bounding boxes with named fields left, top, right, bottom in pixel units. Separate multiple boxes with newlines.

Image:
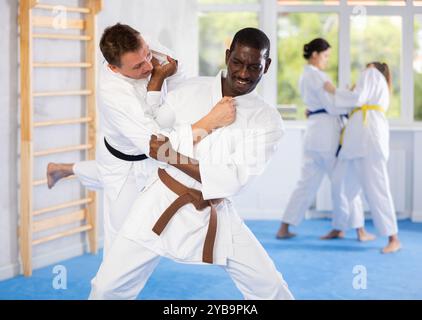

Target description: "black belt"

left=104, top=138, right=148, bottom=162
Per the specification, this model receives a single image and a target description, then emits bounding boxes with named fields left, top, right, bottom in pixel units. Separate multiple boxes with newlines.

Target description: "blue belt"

left=307, top=109, right=327, bottom=116
left=307, top=109, right=349, bottom=119
left=306, top=109, right=349, bottom=157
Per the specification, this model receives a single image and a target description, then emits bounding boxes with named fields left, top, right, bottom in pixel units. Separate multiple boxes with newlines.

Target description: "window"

left=415, top=15, right=422, bottom=121
left=350, top=16, right=402, bottom=118
left=198, top=0, right=258, bottom=3
left=277, top=12, right=338, bottom=119
left=347, top=0, right=406, bottom=5
left=278, top=0, right=339, bottom=4
left=198, top=0, right=422, bottom=123
left=198, top=12, right=259, bottom=76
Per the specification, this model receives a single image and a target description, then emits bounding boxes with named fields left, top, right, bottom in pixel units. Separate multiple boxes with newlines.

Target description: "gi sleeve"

left=312, top=72, right=353, bottom=115
left=333, top=68, right=375, bottom=108
left=199, top=111, right=285, bottom=200
left=104, top=94, right=192, bottom=158
left=318, top=89, right=353, bottom=115
left=156, top=89, right=194, bottom=158
left=101, top=90, right=160, bottom=155
left=146, top=91, right=162, bottom=109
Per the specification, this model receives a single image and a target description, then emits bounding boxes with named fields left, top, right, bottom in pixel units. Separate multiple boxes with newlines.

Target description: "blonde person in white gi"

left=46, top=23, right=236, bottom=257
left=323, top=62, right=401, bottom=254
left=89, top=28, right=294, bottom=300
left=276, top=38, right=374, bottom=241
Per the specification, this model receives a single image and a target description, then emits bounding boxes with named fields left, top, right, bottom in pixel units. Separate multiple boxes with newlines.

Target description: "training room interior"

left=0, top=0, right=422, bottom=300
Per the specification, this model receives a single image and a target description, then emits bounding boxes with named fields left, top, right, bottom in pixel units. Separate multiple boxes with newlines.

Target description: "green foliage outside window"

left=277, top=13, right=339, bottom=119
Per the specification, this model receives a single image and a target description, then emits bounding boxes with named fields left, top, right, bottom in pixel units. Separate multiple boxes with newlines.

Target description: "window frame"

left=197, top=0, right=422, bottom=125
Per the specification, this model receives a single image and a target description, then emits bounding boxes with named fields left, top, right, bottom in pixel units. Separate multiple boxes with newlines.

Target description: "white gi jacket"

left=122, top=70, right=284, bottom=265
left=299, top=64, right=351, bottom=156
left=96, top=56, right=190, bottom=202
left=333, top=67, right=390, bottom=160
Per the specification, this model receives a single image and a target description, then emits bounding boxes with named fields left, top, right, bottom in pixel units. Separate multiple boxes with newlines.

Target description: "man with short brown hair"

left=46, top=23, right=236, bottom=256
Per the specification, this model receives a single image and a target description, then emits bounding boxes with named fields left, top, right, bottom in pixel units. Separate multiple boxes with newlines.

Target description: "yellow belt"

left=349, top=104, right=385, bottom=125
left=338, top=105, right=385, bottom=154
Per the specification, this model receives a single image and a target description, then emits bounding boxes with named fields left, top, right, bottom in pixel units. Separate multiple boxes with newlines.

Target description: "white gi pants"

left=73, top=160, right=103, bottom=191
left=282, top=150, right=364, bottom=230
left=331, top=151, right=398, bottom=236
left=89, top=221, right=294, bottom=300
left=73, top=161, right=139, bottom=257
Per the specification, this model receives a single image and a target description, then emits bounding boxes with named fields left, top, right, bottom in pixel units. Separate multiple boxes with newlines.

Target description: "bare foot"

left=276, top=223, right=297, bottom=239
left=276, top=231, right=297, bottom=239
left=357, top=228, right=376, bottom=242
left=381, top=235, right=401, bottom=254
left=47, top=163, right=74, bottom=189
left=320, top=229, right=345, bottom=240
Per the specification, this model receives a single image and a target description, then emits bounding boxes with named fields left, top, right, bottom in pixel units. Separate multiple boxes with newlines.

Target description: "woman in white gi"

left=276, top=38, right=374, bottom=241
left=323, top=62, right=401, bottom=253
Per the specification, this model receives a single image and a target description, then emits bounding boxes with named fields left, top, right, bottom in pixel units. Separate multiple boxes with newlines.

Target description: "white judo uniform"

left=89, top=71, right=294, bottom=300
left=281, top=64, right=364, bottom=230
left=77, top=40, right=188, bottom=256
left=330, top=67, right=398, bottom=235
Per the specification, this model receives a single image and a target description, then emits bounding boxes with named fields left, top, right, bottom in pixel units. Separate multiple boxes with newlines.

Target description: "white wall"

left=96, top=0, right=198, bottom=77
left=231, top=124, right=304, bottom=219
left=234, top=123, right=422, bottom=223
left=1, top=0, right=20, bottom=282
left=412, top=130, right=422, bottom=222
left=0, top=0, right=197, bottom=281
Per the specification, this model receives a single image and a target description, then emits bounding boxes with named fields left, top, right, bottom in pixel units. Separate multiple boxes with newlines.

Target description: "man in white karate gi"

left=46, top=23, right=236, bottom=257
left=89, top=28, right=294, bottom=300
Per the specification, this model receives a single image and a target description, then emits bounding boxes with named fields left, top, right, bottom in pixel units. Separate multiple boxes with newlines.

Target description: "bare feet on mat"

left=381, top=235, right=401, bottom=254
left=356, top=227, right=376, bottom=242
left=276, top=223, right=297, bottom=239
left=276, top=231, right=297, bottom=239
left=47, top=163, right=73, bottom=189
left=320, top=229, right=345, bottom=240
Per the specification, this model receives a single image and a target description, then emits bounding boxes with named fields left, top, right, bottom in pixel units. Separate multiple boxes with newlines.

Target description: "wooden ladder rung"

left=33, top=175, right=76, bottom=187
left=34, top=3, right=91, bottom=13
left=33, top=89, right=92, bottom=97
left=32, top=209, right=86, bottom=233
left=33, top=62, right=92, bottom=68
left=32, top=16, right=85, bottom=30
left=34, top=143, right=92, bottom=157
left=32, top=33, right=91, bottom=41
left=32, top=197, right=93, bottom=216
left=34, top=117, right=93, bottom=128
left=32, top=224, right=92, bottom=246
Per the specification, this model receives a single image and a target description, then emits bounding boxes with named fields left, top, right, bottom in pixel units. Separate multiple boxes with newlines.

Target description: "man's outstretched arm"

left=191, top=96, right=236, bottom=144
left=150, top=112, right=284, bottom=200
left=149, top=135, right=202, bottom=182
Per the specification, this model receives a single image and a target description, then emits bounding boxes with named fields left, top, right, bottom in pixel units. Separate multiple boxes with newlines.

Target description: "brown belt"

left=152, top=168, right=218, bottom=264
